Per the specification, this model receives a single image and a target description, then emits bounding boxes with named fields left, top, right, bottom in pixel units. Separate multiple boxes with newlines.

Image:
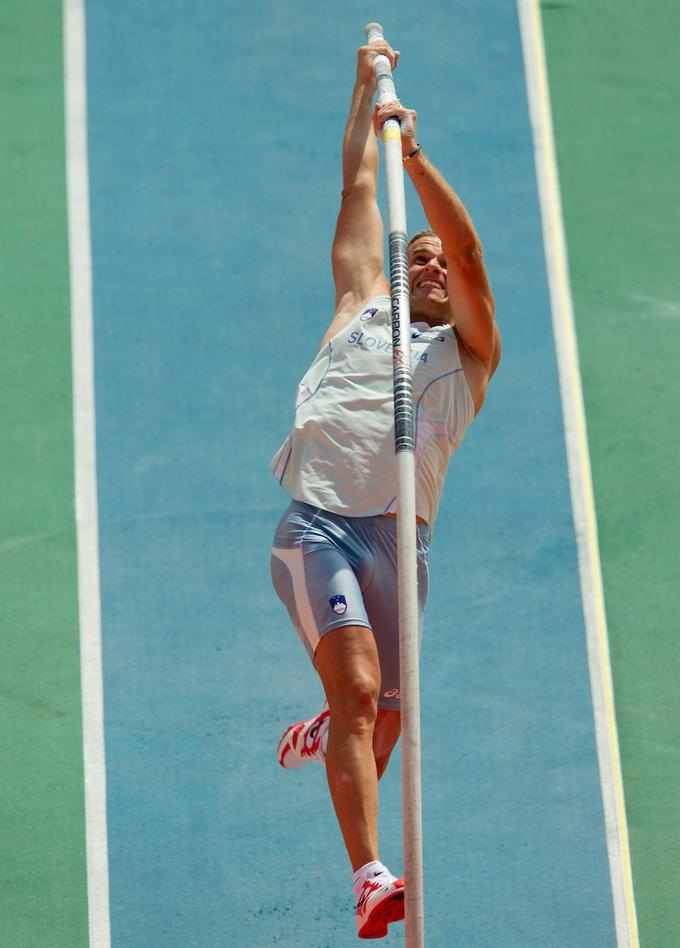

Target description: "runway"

left=1, top=1, right=677, bottom=944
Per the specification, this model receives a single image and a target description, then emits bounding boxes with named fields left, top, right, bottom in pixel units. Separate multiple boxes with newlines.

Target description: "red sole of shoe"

left=358, top=887, right=405, bottom=939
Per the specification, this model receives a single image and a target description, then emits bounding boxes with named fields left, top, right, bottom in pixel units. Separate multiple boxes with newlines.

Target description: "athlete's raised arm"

left=319, top=44, right=396, bottom=349
left=375, top=100, right=499, bottom=375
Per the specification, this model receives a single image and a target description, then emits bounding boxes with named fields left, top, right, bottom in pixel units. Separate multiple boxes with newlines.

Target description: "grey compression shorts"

left=271, top=500, right=430, bottom=711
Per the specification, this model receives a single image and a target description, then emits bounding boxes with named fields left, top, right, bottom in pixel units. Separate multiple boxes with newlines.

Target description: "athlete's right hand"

left=356, top=42, right=399, bottom=85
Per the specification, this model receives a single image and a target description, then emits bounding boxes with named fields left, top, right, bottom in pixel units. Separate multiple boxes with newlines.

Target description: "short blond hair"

left=407, top=228, right=438, bottom=251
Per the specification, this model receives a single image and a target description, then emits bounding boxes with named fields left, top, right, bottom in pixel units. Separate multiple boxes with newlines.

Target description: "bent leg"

left=314, top=625, right=381, bottom=872
left=373, top=709, right=401, bottom=780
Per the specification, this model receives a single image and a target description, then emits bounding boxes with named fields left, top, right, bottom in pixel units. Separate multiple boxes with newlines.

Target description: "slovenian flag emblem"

left=329, top=595, right=348, bottom=615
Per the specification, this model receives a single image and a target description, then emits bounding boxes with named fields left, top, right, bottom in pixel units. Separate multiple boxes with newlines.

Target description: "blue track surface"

left=85, top=0, right=617, bottom=943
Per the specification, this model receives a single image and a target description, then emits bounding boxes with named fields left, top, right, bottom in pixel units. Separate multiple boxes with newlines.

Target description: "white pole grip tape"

left=364, top=22, right=398, bottom=105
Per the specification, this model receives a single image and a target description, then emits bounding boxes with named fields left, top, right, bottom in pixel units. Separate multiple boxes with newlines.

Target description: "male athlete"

left=270, top=41, right=499, bottom=939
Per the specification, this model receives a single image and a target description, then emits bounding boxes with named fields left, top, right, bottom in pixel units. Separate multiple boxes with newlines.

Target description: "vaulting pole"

left=364, top=22, right=424, bottom=947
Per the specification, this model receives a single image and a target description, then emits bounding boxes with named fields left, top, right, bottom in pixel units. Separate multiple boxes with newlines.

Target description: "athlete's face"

left=408, top=236, right=450, bottom=323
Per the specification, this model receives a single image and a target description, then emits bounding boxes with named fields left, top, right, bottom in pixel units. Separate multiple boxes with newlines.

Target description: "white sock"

left=353, top=860, right=396, bottom=901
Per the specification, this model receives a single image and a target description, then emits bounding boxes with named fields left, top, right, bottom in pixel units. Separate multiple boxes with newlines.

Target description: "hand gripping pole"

left=364, top=22, right=425, bottom=948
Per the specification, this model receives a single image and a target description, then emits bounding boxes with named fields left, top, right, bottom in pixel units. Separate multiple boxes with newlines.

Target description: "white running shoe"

left=355, top=876, right=405, bottom=939
left=277, top=702, right=330, bottom=769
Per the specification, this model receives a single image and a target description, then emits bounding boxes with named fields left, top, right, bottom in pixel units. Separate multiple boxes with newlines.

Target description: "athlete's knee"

left=327, top=675, right=380, bottom=732
left=315, top=626, right=381, bottom=730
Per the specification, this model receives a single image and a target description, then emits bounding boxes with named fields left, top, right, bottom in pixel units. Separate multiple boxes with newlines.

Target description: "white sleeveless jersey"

left=270, top=295, right=475, bottom=527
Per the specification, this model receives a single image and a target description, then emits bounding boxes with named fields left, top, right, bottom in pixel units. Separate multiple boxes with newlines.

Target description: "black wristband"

left=403, top=144, right=421, bottom=161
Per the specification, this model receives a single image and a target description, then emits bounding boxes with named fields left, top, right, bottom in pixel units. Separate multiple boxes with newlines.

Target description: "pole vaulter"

left=271, top=23, right=499, bottom=942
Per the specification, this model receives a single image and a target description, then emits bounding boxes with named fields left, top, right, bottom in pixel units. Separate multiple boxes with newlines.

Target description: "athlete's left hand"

left=373, top=99, right=418, bottom=157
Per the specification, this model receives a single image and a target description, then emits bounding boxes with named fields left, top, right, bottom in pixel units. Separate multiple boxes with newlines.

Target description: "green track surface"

left=0, top=3, right=88, bottom=946
left=543, top=2, right=680, bottom=944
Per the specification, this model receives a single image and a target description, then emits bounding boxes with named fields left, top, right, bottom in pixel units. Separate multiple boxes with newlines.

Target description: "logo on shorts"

left=329, top=595, right=347, bottom=615
left=360, top=307, right=378, bottom=322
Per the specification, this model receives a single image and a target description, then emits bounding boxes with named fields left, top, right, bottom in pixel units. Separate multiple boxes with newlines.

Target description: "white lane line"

left=516, top=2, right=639, bottom=946
left=63, top=1, right=111, bottom=945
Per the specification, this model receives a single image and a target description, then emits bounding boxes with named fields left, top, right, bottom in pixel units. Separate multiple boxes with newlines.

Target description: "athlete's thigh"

left=271, top=502, right=373, bottom=663
left=362, top=519, right=430, bottom=710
